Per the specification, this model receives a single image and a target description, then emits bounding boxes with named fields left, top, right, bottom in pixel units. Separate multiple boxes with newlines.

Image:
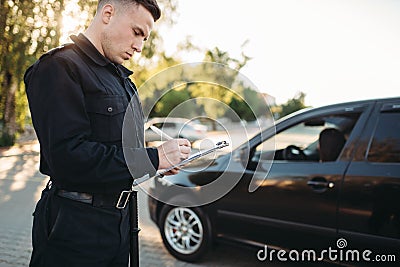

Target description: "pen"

left=150, top=125, right=174, bottom=140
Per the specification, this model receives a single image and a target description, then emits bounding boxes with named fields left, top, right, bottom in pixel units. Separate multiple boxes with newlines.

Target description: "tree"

left=187, top=46, right=251, bottom=119
left=277, top=92, right=309, bottom=118
left=151, top=85, right=193, bottom=117
left=227, top=87, right=266, bottom=122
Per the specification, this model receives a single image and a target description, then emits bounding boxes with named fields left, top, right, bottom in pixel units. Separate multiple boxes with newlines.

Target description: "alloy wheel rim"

left=164, top=207, right=203, bottom=254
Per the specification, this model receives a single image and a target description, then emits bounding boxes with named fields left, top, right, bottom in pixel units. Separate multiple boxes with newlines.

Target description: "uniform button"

left=107, top=107, right=113, bottom=113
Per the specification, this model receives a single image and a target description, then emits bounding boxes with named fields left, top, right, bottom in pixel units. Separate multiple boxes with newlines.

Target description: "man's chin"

left=112, top=57, right=125, bottom=65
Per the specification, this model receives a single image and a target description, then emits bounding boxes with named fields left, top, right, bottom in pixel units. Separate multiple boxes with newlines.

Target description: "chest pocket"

left=85, top=95, right=128, bottom=142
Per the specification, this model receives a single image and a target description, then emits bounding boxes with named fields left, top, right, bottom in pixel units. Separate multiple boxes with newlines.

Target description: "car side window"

left=252, top=113, right=361, bottom=163
left=367, top=112, right=400, bottom=163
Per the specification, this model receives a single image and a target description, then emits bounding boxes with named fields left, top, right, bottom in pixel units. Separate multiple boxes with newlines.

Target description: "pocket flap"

left=85, top=95, right=127, bottom=116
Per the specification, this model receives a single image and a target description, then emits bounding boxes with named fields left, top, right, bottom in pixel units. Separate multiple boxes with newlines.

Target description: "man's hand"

left=157, top=139, right=191, bottom=175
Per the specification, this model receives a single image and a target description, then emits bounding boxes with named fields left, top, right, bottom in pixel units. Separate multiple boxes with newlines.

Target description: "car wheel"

left=159, top=205, right=212, bottom=262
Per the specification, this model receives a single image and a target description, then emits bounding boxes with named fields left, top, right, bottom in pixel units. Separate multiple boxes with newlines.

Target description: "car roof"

left=275, top=96, right=400, bottom=124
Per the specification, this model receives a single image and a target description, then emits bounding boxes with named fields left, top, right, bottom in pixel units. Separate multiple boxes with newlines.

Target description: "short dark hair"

left=97, top=0, right=161, bottom=22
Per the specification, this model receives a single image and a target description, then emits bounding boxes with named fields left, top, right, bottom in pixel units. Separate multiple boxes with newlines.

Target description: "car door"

left=216, top=102, right=372, bottom=248
left=338, top=99, right=400, bottom=252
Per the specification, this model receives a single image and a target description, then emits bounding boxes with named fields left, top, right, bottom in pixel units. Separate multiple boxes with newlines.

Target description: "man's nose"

left=132, top=40, right=143, bottom=53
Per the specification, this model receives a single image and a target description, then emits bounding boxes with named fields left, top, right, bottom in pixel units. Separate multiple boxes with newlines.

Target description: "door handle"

left=307, top=177, right=334, bottom=192
left=307, top=181, right=330, bottom=187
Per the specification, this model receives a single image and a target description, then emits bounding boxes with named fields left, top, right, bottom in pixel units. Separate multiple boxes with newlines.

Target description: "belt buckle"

left=116, top=190, right=132, bottom=209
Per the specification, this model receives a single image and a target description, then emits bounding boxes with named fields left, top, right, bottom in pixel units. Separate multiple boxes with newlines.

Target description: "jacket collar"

left=71, top=33, right=109, bottom=67
left=70, top=33, right=133, bottom=78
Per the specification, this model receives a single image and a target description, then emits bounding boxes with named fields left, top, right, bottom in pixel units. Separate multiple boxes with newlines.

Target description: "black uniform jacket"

left=24, top=34, right=158, bottom=194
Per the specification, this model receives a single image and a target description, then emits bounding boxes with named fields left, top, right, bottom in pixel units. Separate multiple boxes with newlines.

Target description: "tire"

left=158, top=204, right=212, bottom=262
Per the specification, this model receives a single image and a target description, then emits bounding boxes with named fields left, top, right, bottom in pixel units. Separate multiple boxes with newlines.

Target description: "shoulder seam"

left=39, top=43, right=74, bottom=60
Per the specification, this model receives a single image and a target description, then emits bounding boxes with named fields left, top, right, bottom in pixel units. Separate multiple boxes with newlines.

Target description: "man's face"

left=101, top=3, right=154, bottom=64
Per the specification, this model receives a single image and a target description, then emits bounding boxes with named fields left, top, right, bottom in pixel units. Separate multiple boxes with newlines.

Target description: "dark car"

left=147, top=97, right=400, bottom=264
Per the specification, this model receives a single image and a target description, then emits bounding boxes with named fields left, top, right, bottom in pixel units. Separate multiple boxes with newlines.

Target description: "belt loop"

left=46, top=180, right=53, bottom=190
left=116, top=190, right=132, bottom=209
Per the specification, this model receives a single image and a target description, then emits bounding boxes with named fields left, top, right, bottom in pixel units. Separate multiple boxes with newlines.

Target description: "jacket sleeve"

left=24, top=54, right=158, bottom=192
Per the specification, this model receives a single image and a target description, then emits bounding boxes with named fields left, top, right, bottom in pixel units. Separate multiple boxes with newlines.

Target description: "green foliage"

left=228, top=87, right=266, bottom=121
left=204, top=45, right=251, bottom=71
left=152, top=86, right=192, bottom=117
left=189, top=83, right=233, bottom=119
left=136, top=42, right=267, bottom=122
left=277, top=92, right=308, bottom=119
left=228, top=96, right=255, bottom=122
left=15, top=81, right=29, bottom=131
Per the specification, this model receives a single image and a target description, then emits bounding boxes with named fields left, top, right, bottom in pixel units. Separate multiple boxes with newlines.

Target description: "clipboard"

left=132, top=140, right=229, bottom=186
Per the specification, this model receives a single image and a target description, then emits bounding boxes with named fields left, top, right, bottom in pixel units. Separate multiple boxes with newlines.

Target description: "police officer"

left=24, top=1, right=191, bottom=266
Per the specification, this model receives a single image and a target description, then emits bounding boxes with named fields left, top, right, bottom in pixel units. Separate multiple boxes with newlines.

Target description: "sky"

left=158, top=0, right=400, bottom=107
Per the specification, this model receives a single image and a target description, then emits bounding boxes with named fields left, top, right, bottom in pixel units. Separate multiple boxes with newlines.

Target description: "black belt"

left=56, top=189, right=125, bottom=208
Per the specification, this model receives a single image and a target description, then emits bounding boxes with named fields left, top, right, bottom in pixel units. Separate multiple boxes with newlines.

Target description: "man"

left=24, top=0, right=191, bottom=266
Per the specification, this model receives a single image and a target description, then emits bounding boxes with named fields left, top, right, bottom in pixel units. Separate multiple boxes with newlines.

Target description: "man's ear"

left=101, top=4, right=115, bottom=24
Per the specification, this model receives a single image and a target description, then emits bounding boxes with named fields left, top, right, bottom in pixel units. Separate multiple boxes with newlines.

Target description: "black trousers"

left=29, top=187, right=130, bottom=267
